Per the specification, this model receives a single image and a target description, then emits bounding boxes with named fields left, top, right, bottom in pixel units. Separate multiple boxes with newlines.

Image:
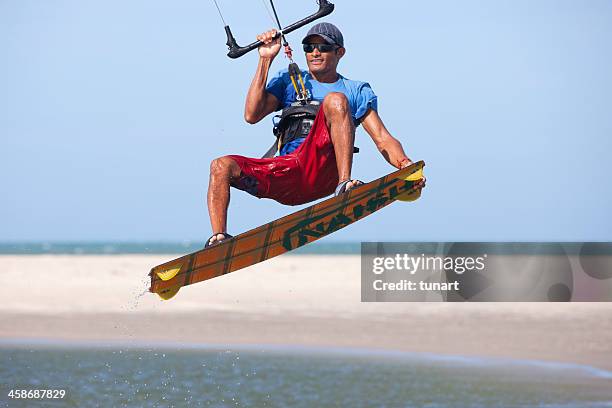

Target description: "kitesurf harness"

left=263, top=99, right=320, bottom=158
left=263, top=96, right=360, bottom=158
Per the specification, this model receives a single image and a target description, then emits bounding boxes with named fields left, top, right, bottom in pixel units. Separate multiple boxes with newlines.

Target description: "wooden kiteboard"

left=149, top=160, right=425, bottom=300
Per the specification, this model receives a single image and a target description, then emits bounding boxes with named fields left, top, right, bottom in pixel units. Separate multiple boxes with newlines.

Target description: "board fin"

left=397, top=168, right=424, bottom=202
left=157, top=284, right=181, bottom=301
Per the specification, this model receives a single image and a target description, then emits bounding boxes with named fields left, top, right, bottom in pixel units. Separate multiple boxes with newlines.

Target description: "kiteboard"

left=149, top=160, right=425, bottom=300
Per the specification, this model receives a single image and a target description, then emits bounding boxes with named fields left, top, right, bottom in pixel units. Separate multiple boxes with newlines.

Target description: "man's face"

left=304, top=35, right=345, bottom=77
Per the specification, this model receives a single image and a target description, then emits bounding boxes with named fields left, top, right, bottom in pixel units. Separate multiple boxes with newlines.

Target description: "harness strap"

left=262, top=136, right=281, bottom=158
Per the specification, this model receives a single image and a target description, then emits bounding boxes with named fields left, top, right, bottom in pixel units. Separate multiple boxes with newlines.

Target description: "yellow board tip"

left=405, top=168, right=423, bottom=181
left=156, top=266, right=182, bottom=281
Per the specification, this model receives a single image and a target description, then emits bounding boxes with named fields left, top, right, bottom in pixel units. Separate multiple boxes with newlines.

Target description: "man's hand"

left=244, top=30, right=281, bottom=124
left=257, top=29, right=281, bottom=60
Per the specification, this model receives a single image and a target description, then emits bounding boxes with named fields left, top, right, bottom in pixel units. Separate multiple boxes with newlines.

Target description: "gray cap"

left=302, top=22, right=344, bottom=47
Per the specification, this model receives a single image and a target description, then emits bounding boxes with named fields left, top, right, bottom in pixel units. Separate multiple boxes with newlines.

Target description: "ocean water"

left=1, top=345, right=611, bottom=408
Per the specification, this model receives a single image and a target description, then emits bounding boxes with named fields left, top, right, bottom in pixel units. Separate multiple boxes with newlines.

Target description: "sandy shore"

left=2, top=254, right=612, bottom=372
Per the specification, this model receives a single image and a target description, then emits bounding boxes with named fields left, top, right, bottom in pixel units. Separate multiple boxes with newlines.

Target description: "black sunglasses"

left=303, top=43, right=338, bottom=53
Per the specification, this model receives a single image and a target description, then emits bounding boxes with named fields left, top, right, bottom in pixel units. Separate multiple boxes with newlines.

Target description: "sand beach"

left=2, top=254, right=612, bottom=373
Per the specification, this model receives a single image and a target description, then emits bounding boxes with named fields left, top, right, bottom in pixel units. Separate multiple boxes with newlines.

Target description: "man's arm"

left=244, top=30, right=282, bottom=124
left=361, top=109, right=413, bottom=169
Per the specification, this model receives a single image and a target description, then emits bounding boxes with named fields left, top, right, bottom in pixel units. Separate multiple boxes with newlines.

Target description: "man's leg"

left=207, top=156, right=242, bottom=245
left=322, top=92, right=359, bottom=190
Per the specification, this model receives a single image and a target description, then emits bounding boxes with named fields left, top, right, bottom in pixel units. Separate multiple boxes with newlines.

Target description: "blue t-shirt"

left=266, top=69, right=378, bottom=155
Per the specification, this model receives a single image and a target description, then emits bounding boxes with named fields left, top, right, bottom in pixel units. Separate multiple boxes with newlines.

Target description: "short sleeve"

left=354, top=82, right=378, bottom=121
left=265, top=70, right=288, bottom=111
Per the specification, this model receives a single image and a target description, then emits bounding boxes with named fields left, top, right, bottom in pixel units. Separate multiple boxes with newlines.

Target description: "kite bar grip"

left=225, top=0, right=335, bottom=59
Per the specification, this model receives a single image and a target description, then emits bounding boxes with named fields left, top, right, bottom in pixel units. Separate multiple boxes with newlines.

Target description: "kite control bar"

left=223, top=0, right=334, bottom=59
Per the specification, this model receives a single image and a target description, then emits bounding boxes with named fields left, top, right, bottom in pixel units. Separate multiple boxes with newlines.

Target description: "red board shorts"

left=228, top=108, right=339, bottom=206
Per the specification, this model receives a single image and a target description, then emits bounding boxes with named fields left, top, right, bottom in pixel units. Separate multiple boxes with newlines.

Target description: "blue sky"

left=1, top=0, right=611, bottom=242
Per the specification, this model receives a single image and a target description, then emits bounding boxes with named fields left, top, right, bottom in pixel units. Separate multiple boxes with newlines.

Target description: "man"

left=206, top=22, right=424, bottom=247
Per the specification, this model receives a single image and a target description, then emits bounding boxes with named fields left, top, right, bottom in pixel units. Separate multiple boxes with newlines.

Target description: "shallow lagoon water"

left=1, top=344, right=611, bottom=407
